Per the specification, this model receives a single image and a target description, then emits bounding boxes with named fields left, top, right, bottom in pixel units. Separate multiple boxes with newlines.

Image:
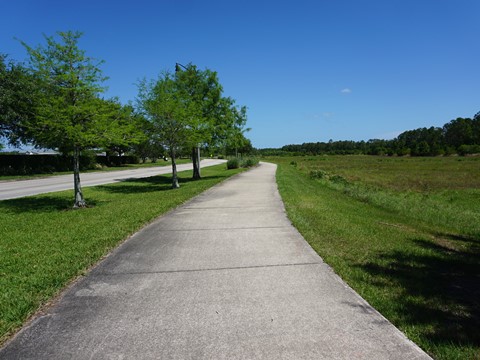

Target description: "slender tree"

left=21, top=31, right=139, bottom=207
left=137, top=72, right=197, bottom=188
left=174, top=63, right=222, bottom=179
left=211, top=96, right=250, bottom=157
left=138, top=65, right=250, bottom=187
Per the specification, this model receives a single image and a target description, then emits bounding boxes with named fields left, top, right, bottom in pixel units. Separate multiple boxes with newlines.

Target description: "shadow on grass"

left=432, top=231, right=480, bottom=246
left=0, top=175, right=226, bottom=213
left=0, top=195, right=100, bottom=213
left=97, top=175, right=225, bottom=194
left=358, top=235, right=480, bottom=350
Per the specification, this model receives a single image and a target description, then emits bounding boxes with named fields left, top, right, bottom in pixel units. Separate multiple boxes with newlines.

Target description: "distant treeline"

left=258, top=113, right=480, bottom=156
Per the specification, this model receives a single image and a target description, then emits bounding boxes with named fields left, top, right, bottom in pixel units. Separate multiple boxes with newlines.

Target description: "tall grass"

left=312, top=172, right=479, bottom=239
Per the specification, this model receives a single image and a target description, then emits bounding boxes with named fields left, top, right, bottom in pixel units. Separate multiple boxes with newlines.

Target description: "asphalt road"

left=0, top=159, right=226, bottom=200
left=0, top=162, right=431, bottom=359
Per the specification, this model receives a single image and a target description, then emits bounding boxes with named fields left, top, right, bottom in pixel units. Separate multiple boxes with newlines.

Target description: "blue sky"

left=1, top=0, right=478, bottom=148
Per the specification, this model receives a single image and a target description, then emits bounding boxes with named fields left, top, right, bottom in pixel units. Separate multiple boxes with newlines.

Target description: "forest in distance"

left=258, top=112, right=480, bottom=157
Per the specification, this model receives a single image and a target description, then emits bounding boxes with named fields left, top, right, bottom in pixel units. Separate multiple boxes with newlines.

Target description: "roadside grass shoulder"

left=273, top=156, right=480, bottom=360
left=0, top=164, right=244, bottom=344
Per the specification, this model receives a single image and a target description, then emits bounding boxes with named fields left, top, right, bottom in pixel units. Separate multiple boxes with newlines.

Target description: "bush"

left=309, top=170, right=349, bottom=185
left=458, top=144, right=480, bottom=156
left=226, top=158, right=240, bottom=169
left=310, top=169, right=329, bottom=179
left=329, top=174, right=349, bottom=185
left=226, top=157, right=259, bottom=170
left=241, top=157, right=259, bottom=168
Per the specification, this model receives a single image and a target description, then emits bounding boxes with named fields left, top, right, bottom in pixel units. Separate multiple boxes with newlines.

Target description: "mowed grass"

left=271, top=155, right=480, bottom=360
left=0, top=164, right=243, bottom=344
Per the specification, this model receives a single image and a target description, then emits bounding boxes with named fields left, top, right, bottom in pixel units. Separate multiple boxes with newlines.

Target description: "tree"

left=227, top=103, right=250, bottom=157
left=443, top=118, right=474, bottom=149
left=137, top=71, right=196, bottom=188
left=138, top=64, right=250, bottom=186
left=21, top=31, right=139, bottom=208
left=131, top=114, right=166, bottom=163
left=103, top=103, right=147, bottom=162
left=472, top=111, right=480, bottom=145
left=174, top=63, right=223, bottom=179
left=0, top=54, right=39, bottom=146
left=211, top=96, right=250, bottom=157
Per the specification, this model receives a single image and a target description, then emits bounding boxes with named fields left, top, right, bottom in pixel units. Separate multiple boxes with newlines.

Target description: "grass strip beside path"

left=274, top=159, right=479, bottom=360
left=0, top=164, right=244, bottom=344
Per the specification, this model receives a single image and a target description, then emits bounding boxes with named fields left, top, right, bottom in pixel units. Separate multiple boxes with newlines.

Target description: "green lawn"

left=271, top=155, right=479, bottom=360
left=0, top=164, right=243, bottom=344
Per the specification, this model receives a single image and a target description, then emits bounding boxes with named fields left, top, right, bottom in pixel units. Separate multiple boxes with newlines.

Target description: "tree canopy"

left=17, top=31, right=144, bottom=207
left=2, top=31, right=253, bottom=196
left=137, top=71, right=196, bottom=188
left=137, top=64, right=250, bottom=188
left=0, top=54, right=39, bottom=146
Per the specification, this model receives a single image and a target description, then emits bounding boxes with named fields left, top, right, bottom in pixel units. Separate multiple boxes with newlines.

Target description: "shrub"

left=310, top=169, right=329, bottom=179
left=226, top=157, right=259, bottom=169
left=329, top=174, right=349, bottom=185
left=458, top=144, right=480, bottom=156
left=241, top=157, right=259, bottom=168
left=226, top=158, right=240, bottom=169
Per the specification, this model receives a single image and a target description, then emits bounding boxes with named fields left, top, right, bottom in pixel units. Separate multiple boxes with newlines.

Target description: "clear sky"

left=1, top=0, right=478, bottom=148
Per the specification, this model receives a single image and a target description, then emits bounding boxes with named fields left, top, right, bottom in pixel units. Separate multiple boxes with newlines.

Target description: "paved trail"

left=0, top=162, right=431, bottom=359
left=0, top=159, right=225, bottom=200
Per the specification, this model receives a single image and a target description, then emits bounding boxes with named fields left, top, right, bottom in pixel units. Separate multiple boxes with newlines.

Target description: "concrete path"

left=0, top=162, right=431, bottom=359
left=0, top=159, right=225, bottom=200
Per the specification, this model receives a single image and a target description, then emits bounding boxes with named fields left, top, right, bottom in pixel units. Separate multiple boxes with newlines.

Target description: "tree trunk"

left=192, top=146, right=201, bottom=180
left=171, top=149, right=180, bottom=189
left=73, top=146, right=87, bottom=208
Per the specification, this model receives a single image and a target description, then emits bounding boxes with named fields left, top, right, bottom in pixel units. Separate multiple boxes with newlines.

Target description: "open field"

left=270, top=155, right=480, bottom=360
left=0, top=164, right=244, bottom=345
